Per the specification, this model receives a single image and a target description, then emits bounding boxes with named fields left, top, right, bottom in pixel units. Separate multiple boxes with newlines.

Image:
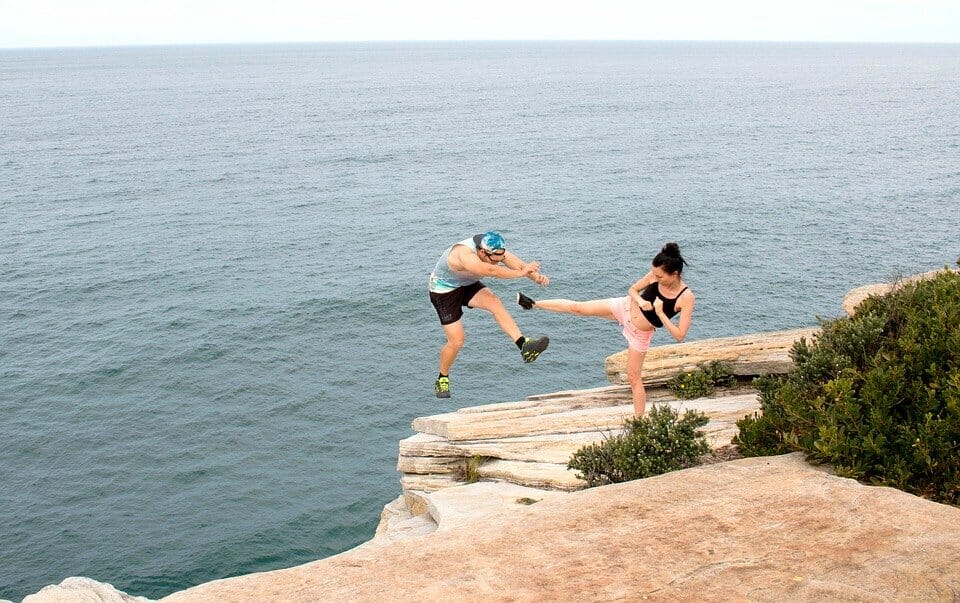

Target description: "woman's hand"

left=653, top=298, right=665, bottom=315
left=636, top=297, right=653, bottom=311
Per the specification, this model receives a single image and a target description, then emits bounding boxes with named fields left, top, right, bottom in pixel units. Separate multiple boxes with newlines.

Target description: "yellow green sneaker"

left=520, top=336, right=549, bottom=363
left=435, top=376, right=451, bottom=398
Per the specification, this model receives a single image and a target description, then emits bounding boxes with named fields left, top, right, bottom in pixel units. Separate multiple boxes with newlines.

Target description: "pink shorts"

left=608, top=296, right=655, bottom=352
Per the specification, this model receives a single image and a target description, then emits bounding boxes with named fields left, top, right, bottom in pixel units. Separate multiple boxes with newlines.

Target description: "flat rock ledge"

left=604, top=326, right=819, bottom=387
left=159, top=454, right=960, bottom=602
left=399, top=387, right=761, bottom=490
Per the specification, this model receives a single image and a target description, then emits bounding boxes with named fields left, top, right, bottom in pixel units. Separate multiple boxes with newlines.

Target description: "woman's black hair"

left=652, top=242, right=687, bottom=274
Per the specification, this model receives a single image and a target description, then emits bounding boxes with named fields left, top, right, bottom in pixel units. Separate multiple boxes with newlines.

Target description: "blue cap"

left=479, top=231, right=506, bottom=253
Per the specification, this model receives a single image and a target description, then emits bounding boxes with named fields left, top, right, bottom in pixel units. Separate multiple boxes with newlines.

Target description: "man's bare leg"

left=468, top=287, right=522, bottom=341
left=439, top=320, right=465, bottom=375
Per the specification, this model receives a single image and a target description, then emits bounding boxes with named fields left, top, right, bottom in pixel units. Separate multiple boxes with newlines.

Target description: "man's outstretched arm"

left=501, top=252, right=549, bottom=286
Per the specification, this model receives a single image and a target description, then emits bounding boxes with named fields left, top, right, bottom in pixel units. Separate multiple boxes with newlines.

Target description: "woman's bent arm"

left=628, top=271, right=655, bottom=307
left=657, top=292, right=695, bottom=342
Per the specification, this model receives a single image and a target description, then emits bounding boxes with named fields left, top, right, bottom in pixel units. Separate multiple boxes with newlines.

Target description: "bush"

left=733, top=269, right=960, bottom=505
left=667, top=360, right=736, bottom=399
left=734, top=374, right=794, bottom=457
left=568, top=405, right=711, bottom=487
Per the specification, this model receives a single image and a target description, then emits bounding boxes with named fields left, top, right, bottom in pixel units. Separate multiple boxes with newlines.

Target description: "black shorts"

left=429, top=281, right=487, bottom=325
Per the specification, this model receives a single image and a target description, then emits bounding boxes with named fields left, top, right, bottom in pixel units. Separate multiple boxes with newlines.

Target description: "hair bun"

left=661, top=242, right=681, bottom=257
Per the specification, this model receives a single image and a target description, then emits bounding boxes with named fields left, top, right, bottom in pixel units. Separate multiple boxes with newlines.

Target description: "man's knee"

left=488, top=300, right=509, bottom=318
left=473, top=292, right=504, bottom=314
left=445, top=332, right=466, bottom=350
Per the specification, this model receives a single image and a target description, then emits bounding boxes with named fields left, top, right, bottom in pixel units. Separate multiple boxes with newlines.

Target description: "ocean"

left=1, top=41, right=957, bottom=600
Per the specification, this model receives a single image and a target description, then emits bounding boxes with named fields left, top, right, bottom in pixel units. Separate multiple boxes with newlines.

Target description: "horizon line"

left=3, top=37, right=960, bottom=51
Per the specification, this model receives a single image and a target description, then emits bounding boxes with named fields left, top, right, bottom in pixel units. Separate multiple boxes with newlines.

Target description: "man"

left=428, top=231, right=550, bottom=398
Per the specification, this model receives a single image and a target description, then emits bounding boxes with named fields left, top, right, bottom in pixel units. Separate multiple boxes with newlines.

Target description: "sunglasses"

left=484, top=249, right=506, bottom=260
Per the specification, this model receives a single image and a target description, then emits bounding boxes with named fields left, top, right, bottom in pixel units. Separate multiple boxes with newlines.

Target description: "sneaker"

left=520, top=336, right=549, bottom=363
left=435, top=376, right=451, bottom=398
left=517, top=292, right=535, bottom=310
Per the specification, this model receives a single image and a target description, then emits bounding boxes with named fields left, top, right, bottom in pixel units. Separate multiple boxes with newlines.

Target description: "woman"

left=516, top=243, right=694, bottom=415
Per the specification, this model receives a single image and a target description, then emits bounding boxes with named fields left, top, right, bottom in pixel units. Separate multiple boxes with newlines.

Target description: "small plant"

left=667, top=360, right=735, bottom=399
left=515, top=497, right=540, bottom=505
left=568, top=405, right=711, bottom=487
left=456, top=455, right=487, bottom=483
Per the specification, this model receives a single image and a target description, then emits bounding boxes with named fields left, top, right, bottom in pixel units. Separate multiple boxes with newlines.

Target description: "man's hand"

left=531, top=272, right=550, bottom=286
left=521, top=261, right=549, bottom=286
left=520, top=261, right=541, bottom=276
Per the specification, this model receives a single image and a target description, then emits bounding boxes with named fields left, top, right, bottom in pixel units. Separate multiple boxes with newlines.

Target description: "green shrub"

left=667, top=360, right=735, bottom=399
left=734, top=374, right=794, bottom=457
left=568, top=405, right=711, bottom=487
left=733, top=269, right=960, bottom=505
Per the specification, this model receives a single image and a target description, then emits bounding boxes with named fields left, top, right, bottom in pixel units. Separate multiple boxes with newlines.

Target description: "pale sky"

left=1, top=0, right=959, bottom=48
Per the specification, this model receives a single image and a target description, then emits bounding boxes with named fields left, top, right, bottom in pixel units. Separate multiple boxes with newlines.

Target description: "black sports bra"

left=639, top=282, right=688, bottom=327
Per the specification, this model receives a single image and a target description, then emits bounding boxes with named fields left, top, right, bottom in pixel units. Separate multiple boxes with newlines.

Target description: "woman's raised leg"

left=529, top=298, right=616, bottom=320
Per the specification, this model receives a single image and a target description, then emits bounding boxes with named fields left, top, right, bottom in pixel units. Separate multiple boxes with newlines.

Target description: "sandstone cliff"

left=20, top=270, right=960, bottom=602
left=159, top=454, right=960, bottom=602
left=29, top=454, right=960, bottom=602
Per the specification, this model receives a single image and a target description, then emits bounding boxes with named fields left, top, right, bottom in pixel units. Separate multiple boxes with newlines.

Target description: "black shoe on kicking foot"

left=520, top=336, right=549, bottom=363
left=435, top=376, right=451, bottom=398
left=517, top=292, right=535, bottom=310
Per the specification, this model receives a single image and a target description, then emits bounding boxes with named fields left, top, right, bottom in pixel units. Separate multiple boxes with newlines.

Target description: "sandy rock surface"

left=159, top=454, right=960, bottom=602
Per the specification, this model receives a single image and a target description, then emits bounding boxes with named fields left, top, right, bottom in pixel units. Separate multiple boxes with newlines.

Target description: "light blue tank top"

left=429, top=236, right=482, bottom=293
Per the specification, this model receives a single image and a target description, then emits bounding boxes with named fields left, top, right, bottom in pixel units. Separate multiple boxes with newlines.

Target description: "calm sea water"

left=1, top=41, right=958, bottom=600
